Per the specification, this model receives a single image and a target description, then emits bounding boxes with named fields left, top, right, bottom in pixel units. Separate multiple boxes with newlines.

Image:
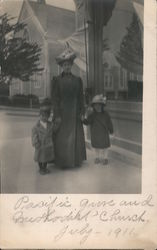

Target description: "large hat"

left=92, top=94, right=107, bottom=105
left=56, top=48, right=76, bottom=65
left=40, top=98, right=51, bottom=111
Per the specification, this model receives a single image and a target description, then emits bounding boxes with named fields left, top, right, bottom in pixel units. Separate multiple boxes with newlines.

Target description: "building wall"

left=107, top=100, right=142, bottom=155
left=103, top=63, right=143, bottom=100
left=74, top=0, right=143, bottom=162
left=103, top=0, right=135, bottom=54
left=102, top=0, right=143, bottom=99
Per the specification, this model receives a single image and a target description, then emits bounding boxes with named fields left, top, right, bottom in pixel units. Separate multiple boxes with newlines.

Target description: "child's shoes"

left=94, top=158, right=100, bottom=164
left=39, top=168, right=50, bottom=175
left=101, top=159, right=108, bottom=165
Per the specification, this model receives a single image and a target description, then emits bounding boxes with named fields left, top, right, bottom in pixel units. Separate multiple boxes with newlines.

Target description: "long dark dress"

left=52, top=72, right=86, bottom=168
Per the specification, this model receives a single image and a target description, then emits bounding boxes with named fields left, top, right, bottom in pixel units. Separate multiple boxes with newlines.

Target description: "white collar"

left=40, top=120, right=47, bottom=129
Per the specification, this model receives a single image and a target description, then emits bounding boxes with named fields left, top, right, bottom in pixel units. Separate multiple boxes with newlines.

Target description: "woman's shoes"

left=101, top=159, right=108, bottom=165
left=95, top=158, right=108, bottom=165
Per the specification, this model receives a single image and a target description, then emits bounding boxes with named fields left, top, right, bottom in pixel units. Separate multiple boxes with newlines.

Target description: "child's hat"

left=92, top=94, right=107, bottom=105
left=40, top=98, right=51, bottom=111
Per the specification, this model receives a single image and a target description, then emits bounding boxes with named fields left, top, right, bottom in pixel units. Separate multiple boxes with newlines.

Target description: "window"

left=104, top=73, right=113, bottom=89
left=13, top=82, right=20, bottom=90
left=129, top=72, right=135, bottom=81
left=34, top=81, right=41, bottom=88
left=23, top=29, right=30, bottom=42
left=110, top=75, right=113, bottom=88
left=105, top=75, right=109, bottom=87
left=120, top=69, right=127, bottom=89
left=33, top=74, right=41, bottom=89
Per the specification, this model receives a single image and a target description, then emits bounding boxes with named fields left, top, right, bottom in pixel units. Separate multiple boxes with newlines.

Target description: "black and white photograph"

left=1, top=1, right=157, bottom=249
left=0, top=0, right=143, bottom=194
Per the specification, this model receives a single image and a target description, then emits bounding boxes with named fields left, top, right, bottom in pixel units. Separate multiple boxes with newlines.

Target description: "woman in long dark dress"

left=52, top=49, right=86, bottom=168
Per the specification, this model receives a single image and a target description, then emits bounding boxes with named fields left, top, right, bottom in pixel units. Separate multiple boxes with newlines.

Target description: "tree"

left=116, top=13, right=143, bottom=75
left=0, top=13, right=43, bottom=84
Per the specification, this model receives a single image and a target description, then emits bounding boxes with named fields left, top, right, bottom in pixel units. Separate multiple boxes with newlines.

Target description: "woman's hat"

left=40, top=98, right=51, bottom=111
left=56, top=48, right=76, bottom=65
left=92, top=94, right=107, bottom=105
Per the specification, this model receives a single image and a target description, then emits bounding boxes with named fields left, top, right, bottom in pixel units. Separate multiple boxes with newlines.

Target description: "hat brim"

left=56, top=54, right=76, bottom=66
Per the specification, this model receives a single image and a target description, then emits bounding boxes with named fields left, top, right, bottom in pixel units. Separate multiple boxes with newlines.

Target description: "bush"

left=11, top=94, right=28, bottom=107
left=27, top=94, right=39, bottom=106
left=0, top=95, right=10, bottom=105
left=0, top=83, right=9, bottom=96
left=11, top=94, right=39, bottom=107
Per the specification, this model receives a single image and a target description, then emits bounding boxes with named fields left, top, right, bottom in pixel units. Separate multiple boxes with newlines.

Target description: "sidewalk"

left=0, top=136, right=141, bottom=194
left=0, top=106, right=142, bottom=167
left=0, top=105, right=39, bottom=112
left=0, top=105, right=39, bottom=120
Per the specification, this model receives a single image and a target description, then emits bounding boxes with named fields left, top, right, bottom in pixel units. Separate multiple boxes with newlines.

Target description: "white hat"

left=92, top=94, right=107, bottom=105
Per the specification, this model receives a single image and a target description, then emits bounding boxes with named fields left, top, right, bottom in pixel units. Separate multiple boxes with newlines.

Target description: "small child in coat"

left=83, top=94, right=113, bottom=165
left=32, top=98, right=59, bottom=175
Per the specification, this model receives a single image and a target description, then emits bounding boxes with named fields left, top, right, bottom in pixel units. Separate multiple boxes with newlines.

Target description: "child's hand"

left=54, top=117, right=62, bottom=125
left=32, top=128, right=41, bottom=148
left=53, top=117, right=62, bottom=132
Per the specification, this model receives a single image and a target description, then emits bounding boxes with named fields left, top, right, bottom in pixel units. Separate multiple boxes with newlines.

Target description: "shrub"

left=11, top=94, right=39, bottom=107
left=0, top=95, right=10, bottom=105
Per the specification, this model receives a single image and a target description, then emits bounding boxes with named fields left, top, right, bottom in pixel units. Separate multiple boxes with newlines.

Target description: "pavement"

left=0, top=106, right=142, bottom=194
left=0, top=105, right=39, bottom=112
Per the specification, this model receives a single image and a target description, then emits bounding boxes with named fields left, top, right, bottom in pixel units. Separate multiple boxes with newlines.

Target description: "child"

left=32, top=98, right=58, bottom=175
left=83, top=94, right=113, bottom=165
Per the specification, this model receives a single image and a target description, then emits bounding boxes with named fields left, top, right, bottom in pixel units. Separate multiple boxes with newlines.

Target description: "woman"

left=52, top=48, right=86, bottom=168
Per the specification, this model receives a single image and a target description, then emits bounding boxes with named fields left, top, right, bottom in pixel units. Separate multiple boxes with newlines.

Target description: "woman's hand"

left=80, top=114, right=85, bottom=122
left=85, top=106, right=93, bottom=117
left=53, top=117, right=62, bottom=132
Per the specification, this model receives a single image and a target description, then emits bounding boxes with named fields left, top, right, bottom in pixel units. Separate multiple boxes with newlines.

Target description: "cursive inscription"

left=14, top=196, right=72, bottom=210
left=54, top=223, right=94, bottom=245
left=12, top=194, right=154, bottom=245
left=99, top=209, right=147, bottom=222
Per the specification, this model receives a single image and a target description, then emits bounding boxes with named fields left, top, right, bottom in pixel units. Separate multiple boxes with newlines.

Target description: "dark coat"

left=83, top=110, right=113, bottom=149
left=52, top=72, right=86, bottom=168
left=32, top=121, right=55, bottom=163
